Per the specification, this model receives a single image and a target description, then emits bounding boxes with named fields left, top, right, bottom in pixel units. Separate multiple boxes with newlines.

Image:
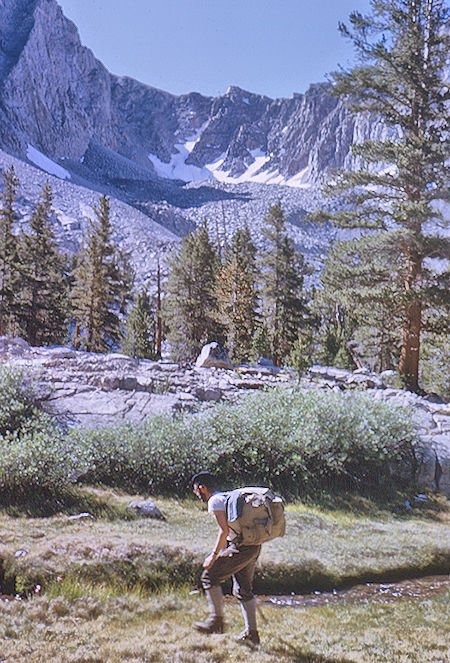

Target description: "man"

left=192, top=471, right=261, bottom=646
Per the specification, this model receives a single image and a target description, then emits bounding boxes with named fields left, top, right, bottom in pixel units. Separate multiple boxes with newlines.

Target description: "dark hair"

left=191, top=471, right=217, bottom=491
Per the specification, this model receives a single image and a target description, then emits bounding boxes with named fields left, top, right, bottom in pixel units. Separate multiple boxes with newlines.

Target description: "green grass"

left=0, top=488, right=448, bottom=597
left=0, top=586, right=448, bottom=662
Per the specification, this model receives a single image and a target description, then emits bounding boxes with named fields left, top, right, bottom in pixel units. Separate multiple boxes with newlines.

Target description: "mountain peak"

left=0, top=0, right=365, bottom=195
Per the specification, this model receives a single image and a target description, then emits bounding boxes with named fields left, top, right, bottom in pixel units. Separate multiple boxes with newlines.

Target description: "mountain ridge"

left=0, top=0, right=374, bottom=188
left=0, top=0, right=386, bottom=283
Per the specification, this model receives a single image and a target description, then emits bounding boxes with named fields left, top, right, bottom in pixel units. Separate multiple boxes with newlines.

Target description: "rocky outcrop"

left=3, top=341, right=291, bottom=428
left=3, top=339, right=449, bottom=493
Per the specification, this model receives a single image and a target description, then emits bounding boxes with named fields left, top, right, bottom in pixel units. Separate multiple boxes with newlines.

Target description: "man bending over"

left=192, top=471, right=261, bottom=646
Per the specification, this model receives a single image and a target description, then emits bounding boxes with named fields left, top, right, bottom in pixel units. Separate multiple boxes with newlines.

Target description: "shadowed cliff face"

left=0, top=0, right=113, bottom=159
left=0, top=0, right=380, bottom=189
left=0, top=0, right=39, bottom=83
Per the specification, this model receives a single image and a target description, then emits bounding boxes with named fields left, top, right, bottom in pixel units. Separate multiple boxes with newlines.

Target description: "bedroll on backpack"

left=226, top=487, right=286, bottom=546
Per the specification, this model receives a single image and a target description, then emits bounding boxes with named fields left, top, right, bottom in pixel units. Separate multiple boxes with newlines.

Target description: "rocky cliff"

left=0, top=0, right=382, bottom=190
left=0, top=0, right=398, bottom=285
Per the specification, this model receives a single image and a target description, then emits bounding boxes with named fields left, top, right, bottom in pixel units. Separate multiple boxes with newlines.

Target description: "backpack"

left=226, top=487, right=286, bottom=546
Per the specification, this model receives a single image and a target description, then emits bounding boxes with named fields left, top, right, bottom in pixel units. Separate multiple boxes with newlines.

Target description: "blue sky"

left=57, top=0, right=373, bottom=99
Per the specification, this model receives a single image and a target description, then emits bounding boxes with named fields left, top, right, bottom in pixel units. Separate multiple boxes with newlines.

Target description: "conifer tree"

left=0, top=166, right=19, bottom=334
left=71, top=195, right=133, bottom=352
left=319, top=236, right=401, bottom=371
left=259, top=202, right=309, bottom=365
left=316, top=0, right=450, bottom=390
left=250, top=322, right=272, bottom=363
left=122, top=289, right=156, bottom=359
left=288, top=330, right=314, bottom=381
left=17, top=182, right=67, bottom=345
left=216, top=223, right=258, bottom=362
left=164, top=220, right=221, bottom=360
left=311, top=293, right=357, bottom=369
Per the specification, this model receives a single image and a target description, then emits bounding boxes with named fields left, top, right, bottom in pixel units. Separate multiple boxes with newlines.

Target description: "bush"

left=0, top=380, right=424, bottom=503
left=198, top=389, right=421, bottom=496
left=0, top=427, right=76, bottom=505
left=0, top=367, right=82, bottom=506
left=68, top=388, right=422, bottom=498
left=0, top=367, right=44, bottom=436
left=68, top=414, right=209, bottom=494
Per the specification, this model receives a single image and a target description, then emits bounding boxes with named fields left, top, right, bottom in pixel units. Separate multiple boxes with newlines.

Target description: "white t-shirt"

left=207, top=491, right=228, bottom=514
left=208, top=491, right=235, bottom=541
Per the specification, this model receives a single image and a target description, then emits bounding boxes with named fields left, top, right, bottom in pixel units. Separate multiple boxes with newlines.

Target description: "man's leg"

left=232, top=548, right=261, bottom=645
left=206, top=585, right=224, bottom=618
left=194, top=584, right=224, bottom=633
left=195, top=543, right=260, bottom=635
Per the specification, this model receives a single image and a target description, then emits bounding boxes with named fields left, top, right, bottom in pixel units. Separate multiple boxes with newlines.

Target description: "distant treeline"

left=0, top=163, right=448, bottom=397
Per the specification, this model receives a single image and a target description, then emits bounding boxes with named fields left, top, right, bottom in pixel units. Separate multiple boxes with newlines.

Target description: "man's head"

left=192, top=471, right=217, bottom=503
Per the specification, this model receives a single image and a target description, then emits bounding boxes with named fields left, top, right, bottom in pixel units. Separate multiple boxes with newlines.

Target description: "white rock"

left=195, top=343, right=233, bottom=370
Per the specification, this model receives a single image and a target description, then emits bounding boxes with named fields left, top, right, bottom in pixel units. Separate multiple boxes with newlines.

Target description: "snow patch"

left=148, top=126, right=215, bottom=182
left=285, top=168, right=311, bottom=189
left=148, top=139, right=311, bottom=189
left=209, top=152, right=311, bottom=189
left=149, top=148, right=214, bottom=181
left=27, top=145, right=71, bottom=180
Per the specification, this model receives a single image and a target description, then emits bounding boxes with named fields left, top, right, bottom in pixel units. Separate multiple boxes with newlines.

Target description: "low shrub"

left=0, top=427, right=74, bottom=506
left=197, top=389, right=422, bottom=497
left=0, top=367, right=45, bottom=436
left=67, top=388, right=422, bottom=498
left=0, top=381, right=425, bottom=504
left=0, top=367, right=78, bottom=507
left=68, top=413, right=208, bottom=493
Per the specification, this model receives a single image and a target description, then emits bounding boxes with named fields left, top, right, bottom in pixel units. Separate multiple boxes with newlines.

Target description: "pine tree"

left=163, top=220, right=222, bottom=361
left=311, top=293, right=357, bottom=369
left=71, top=195, right=134, bottom=352
left=250, top=322, right=272, bottom=363
left=288, top=331, right=314, bottom=381
left=319, top=236, right=401, bottom=371
left=17, top=182, right=67, bottom=345
left=0, top=166, right=19, bottom=334
left=316, top=0, right=450, bottom=391
left=216, top=223, right=259, bottom=362
left=259, top=202, right=309, bottom=365
left=122, top=289, right=156, bottom=359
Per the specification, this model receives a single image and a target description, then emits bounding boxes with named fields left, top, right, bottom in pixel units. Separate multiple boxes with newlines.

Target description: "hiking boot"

left=235, top=628, right=260, bottom=646
left=194, top=615, right=224, bottom=634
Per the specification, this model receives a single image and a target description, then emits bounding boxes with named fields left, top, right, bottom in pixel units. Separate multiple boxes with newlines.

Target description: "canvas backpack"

left=226, top=487, right=286, bottom=546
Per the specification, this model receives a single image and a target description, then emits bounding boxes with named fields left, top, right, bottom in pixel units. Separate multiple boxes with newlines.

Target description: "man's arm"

left=203, top=510, right=229, bottom=570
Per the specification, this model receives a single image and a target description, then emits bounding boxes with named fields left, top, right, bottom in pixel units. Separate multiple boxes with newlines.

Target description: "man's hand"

left=202, top=552, right=217, bottom=570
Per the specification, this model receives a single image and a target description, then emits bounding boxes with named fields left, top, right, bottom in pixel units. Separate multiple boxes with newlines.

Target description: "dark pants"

left=201, top=542, right=261, bottom=602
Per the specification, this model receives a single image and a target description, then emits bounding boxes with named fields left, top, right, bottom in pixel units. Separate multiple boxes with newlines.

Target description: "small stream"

left=261, top=575, right=449, bottom=608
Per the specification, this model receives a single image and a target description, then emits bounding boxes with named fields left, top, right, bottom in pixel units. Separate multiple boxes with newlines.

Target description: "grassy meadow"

left=0, top=368, right=449, bottom=661
left=1, top=488, right=449, bottom=597
left=0, top=488, right=448, bottom=662
left=0, top=585, right=448, bottom=663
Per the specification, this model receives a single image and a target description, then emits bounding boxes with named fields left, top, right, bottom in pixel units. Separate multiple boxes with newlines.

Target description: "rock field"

left=2, top=336, right=449, bottom=493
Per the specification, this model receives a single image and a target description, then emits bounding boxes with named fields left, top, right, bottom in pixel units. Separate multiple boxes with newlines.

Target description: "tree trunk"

left=156, top=258, right=162, bottom=357
left=399, top=298, right=421, bottom=390
left=399, top=255, right=422, bottom=391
